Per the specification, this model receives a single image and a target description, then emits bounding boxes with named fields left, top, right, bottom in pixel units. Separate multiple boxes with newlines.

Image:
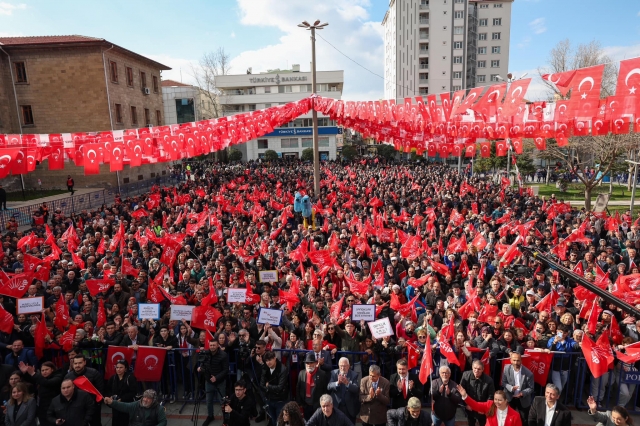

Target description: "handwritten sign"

left=257, top=308, right=283, bottom=326
left=138, top=303, right=160, bottom=320
left=351, top=304, right=376, bottom=322
left=367, top=317, right=394, bottom=339
left=170, top=305, right=195, bottom=322
left=17, top=297, right=44, bottom=315
left=259, top=270, right=278, bottom=283
left=227, top=288, right=247, bottom=304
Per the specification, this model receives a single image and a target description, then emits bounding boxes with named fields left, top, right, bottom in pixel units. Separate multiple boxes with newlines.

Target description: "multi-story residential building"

left=0, top=35, right=171, bottom=190
left=216, top=65, right=343, bottom=161
left=383, top=0, right=513, bottom=103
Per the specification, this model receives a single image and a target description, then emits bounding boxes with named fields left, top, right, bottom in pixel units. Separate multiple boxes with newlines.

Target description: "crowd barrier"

left=0, top=175, right=180, bottom=230
left=21, top=347, right=640, bottom=413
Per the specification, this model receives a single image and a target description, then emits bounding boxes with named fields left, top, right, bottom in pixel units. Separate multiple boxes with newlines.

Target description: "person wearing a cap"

left=105, top=388, right=167, bottom=426
left=297, top=351, right=330, bottom=420
left=546, top=324, right=578, bottom=395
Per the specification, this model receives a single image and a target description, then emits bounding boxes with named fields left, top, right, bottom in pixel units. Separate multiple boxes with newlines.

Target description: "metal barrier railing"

left=0, top=175, right=180, bottom=230
left=22, top=346, right=640, bottom=413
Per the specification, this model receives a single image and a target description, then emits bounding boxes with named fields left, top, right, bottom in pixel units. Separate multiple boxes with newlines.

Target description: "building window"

left=453, top=41, right=463, bottom=49
left=281, top=138, right=298, bottom=148
left=278, top=86, right=285, bottom=93
left=478, top=75, right=486, bottom=83
left=109, top=61, right=118, bottom=83
left=130, top=106, right=138, bottom=125
left=492, top=32, right=501, bottom=40
left=257, top=139, right=269, bottom=149
left=491, top=74, right=500, bottom=81
left=419, top=88, right=429, bottom=95
left=454, top=26, right=464, bottom=34
left=14, top=62, right=27, bottom=83
left=492, top=46, right=501, bottom=54
left=453, top=56, right=463, bottom=64
left=115, top=104, right=123, bottom=123
left=454, top=11, right=464, bottom=19
left=140, top=71, right=147, bottom=88
left=477, top=60, right=486, bottom=68
left=319, top=137, right=330, bottom=147
left=491, top=60, right=500, bottom=67
left=126, top=67, right=134, bottom=87
left=144, top=108, right=151, bottom=126
left=455, top=0, right=464, bottom=3
left=453, top=71, right=462, bottom=79
left=453, top=85, right=462, bottom=91
left=480, top=4, right=489, bottom=8
left=494, top=3, right=503, bottom=7
left=301, top=138, right=313, bottom=148
left=478, top=47, right=486, bottom=54
left=493, top=18, right=502, bottom=26
left=153, top=76, right=159, bottom=93
left=479, top=33, right=487, bottom=40
left=264, top=86, right=271, bottom=93
left=175, top=99, right=195, bottom=123
left=21, top=105, right=33, bottom=126
left=479, top=18, right=488, bottom=26
left=156, top=110, right=162, bottom=126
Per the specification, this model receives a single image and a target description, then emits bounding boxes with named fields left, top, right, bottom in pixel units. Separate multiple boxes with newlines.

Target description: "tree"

left=473, top=143, right=506, bottom=174
left=341, top=145, right=358, bottom=161
left=228, top=148, right=242, bottom=162
left=301, top=148, right=314, bottom=162
left=190, top=47, right=232, bottom=119
left=376, top=144, right=397, bottom=160
left=264, top=150, right=278, bottom=161
left=538, top=39, right=618, bottom=99
left=514, top=153, right=536, bottom=178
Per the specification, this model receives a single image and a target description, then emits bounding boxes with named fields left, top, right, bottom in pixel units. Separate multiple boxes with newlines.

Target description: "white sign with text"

left=367, top=317, right=394, bottom=339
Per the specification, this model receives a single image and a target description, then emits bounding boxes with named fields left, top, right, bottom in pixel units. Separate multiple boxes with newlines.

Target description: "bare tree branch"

left=190, top=47, right=232, bottom=120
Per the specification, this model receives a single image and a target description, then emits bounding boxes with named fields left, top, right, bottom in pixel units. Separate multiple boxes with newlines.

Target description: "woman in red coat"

left=456, top=385, right=522, bottom=426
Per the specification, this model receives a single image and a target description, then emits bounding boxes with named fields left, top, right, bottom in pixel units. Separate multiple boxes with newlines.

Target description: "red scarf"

left=306, top=367, right=318, bottom=398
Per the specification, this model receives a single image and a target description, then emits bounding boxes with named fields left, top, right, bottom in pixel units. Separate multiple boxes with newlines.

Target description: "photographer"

left=223, top=380, right=257, bottom=426
left=261, top=350, right=289, bottom=424
left=197, top=340, right=229, bottom=426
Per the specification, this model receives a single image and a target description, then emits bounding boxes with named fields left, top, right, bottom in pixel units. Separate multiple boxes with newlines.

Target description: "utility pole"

left=626, top=158, right=640, bottom=217
left=298, top=20, right=328, bottom=197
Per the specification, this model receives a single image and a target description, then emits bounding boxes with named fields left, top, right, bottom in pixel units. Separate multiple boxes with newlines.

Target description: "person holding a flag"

left=46, top=379, right=94, bottom=426
left=104, top=389, right=167, bottom=426
left=459, top=360, right=495, bottom=426
left=64, top=355, right=103, bottom=426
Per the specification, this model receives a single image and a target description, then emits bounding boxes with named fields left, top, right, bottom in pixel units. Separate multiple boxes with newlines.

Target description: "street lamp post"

left=299, top=20, right=328, bottom=197
left=626, top=159, right=640, bottom=217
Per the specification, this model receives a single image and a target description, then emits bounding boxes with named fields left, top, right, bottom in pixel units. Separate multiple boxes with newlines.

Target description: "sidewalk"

left=98, top=403, right=640, bottom=426
left=6, top=188, right=103, bottom=209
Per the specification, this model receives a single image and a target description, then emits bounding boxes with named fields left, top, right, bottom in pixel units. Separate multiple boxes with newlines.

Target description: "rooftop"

left=0, top=35, right=171, bottom=70
left=161, top=79, right=192, bottom=87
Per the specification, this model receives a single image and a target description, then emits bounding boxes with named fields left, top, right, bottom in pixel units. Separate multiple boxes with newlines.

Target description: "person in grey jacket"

left=4, top=383, right=36, bottom=426
left=586, top=396, right=632, bottom=426
left=387, top=397, right=433, bottom=426
left=104, top=389, right=167, bottom=426
left=306, top=394, right=354, bottom=426
left=502, top=352, right=535, bottom=424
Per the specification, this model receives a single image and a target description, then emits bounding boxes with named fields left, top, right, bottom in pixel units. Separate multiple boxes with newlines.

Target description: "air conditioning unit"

left=143, top=87, right=151, bottom=95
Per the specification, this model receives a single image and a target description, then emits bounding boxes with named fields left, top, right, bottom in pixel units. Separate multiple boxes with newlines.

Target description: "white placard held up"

left=226, top=288, right=247, bottom=303
left=138, top=303, right=160, bottom=320
left=257, top=308, right=283, bottom=326
left=367, top=317, right=394, bottom=339
left=16, top=297, right=44, bottom=315
left=351, top=304, right=376, bottom=322
left=170, top=305, right=195, bottom=322
left=259, top=270, right=278, bottom=283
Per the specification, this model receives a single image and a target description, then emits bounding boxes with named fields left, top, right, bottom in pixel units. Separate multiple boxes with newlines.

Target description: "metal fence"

left=0, top=175, right=181, bottom=231
left=28, top=347, right=640, bottom=414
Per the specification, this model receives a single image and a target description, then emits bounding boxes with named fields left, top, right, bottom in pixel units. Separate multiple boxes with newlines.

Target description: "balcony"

left=419, top=33, right=429, bottom=40
left=419, top=79, right=429, bottom=84
left=419, top=64, right=429, bottom=69
left=419, top=49, right=429, bottom=55
left=419, top=4, right=429, bottom=10
left=420, top=18, right=429, bottom=24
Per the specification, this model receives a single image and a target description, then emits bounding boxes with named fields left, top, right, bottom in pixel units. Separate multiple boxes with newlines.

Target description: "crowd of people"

left=0, top=157, right=638, bottom=426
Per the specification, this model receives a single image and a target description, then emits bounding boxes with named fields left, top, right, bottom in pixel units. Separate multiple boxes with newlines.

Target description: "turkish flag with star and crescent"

left=0, top=148, right=20, bottom=179
left=110, top=143, right=124, bottom=172
left=567, top=65, right=604, bottom=118
left=83, top=144, right=101, bottom=175
left=134, top=346, right=167, bottom=382
left=616, top=57, right=640, bottom=97
left=105, top=346, right=135, bottom=380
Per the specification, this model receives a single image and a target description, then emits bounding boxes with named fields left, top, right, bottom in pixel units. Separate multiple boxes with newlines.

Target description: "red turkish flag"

left=616, top=57, right=640, bottom=97
left=10, top=149, right=27, bottom=175
left=473, top=83, right=506, bottom=120
left=480, top=142, right=491, bottom=158
left=134, top=346, right=167, bottom=382
left=73, top=376, right=103, bottom=402
left=110, top=143, right=124, bottom=172
left=533, top=136, right=546, bottom=151
left=83, top=144, right=100, bottom=175
left=0, top=305, right=14, bottom=334
left=0, top=148, right=20, bottom=178
left=0, top=272, right=33, bottom=298
left=191, top=306, right=222, bottom=333
left=567, top=65, right=604, bottom=118
left=105, top=346, right=135, bottom=380
left=582, top=333, right=614, bottom=379
left=541, top=70, right=576, bottom=97
left=130, top=140, right=144, bottom=167
left=495, top=140, right=507, bottom=157
left=84, top=279, right=115, bottom=296
left=419, top=335, right=433, bottom=384
left=465, top=143, right=476, bottom=158
left=501, top=79, right=530, bottom=118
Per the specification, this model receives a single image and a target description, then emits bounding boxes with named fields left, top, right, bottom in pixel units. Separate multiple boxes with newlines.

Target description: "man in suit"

left=297, top=351, right=330, bottom=420
left=389, top=357, right=424, bottom=409
left=120, top=325, right=149, bottom=354
left=327, top=357, right=361, bottom=424
left=311, top=340, right=334, bottom=374
left=528, top=384, right=572, bottom=426
left=502, top=352, right=535, bottom=424
left=431, top=365, right=462, bottom=426
left=359, top=364, right=390, bottom=426
left=459, top=360, right=495, bottom=426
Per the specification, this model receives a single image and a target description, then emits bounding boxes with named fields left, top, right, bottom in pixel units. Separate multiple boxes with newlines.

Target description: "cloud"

left=0, top=2, right=26, bottom=15
left=529, top=18, right=547, bottom=34
left=144, top=53, right=197, bottom=84
left=230, top=32, right=236, bottom=38
left=602, top=43, right=640, bottom=62
left=517, top=37, right=532, bottom=49
left=233, top=0, right=383, bottom=101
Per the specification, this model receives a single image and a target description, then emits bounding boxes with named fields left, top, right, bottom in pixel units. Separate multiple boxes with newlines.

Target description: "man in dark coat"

left=64, top=355, right=103, bottom=426
left=47, top=379, right=95, bottom=426
left=327, top=357, right=361, bottom=425
left=387, top=397, right=433, bottom=426
left=459, top=360, right=495, bottom=426
left=261, top=350, right=289, bottom=424
left=307, top=394, right=354, bottom=426
left=297, top=351, right=330, bottom=420
left=528, top=384, right=572, bottom=426
left=390, top=357, right=424, bottom=409
left=431, top=365, right=462, bottom=426
left=197, top=339, right=229, bottom=426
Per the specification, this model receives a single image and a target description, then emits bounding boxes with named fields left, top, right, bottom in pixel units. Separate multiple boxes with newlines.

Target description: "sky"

left=1, top=0, right=640, bottom=101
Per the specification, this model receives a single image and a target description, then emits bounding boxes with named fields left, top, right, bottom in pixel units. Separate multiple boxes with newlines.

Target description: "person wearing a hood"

left=104, top=389, right=167, bottom=426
